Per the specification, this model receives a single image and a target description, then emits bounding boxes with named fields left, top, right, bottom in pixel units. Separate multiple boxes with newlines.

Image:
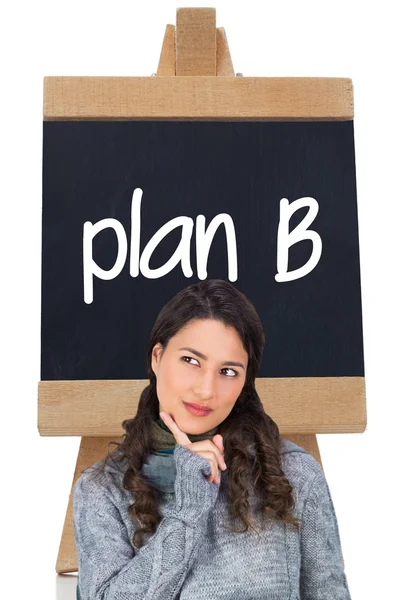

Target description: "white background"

left=2, top=1, right=399, bottom=598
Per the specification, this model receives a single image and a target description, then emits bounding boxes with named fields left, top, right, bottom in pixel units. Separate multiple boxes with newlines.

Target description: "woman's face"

left=151, top=318, right=248, bottom=435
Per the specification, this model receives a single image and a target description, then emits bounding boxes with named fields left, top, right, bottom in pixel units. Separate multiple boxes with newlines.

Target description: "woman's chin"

left=177, top=410, right=216, bottom=435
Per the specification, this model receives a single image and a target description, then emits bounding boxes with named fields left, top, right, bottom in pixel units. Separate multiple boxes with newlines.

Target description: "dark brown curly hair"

left=89, top=278, right=299, bottom=548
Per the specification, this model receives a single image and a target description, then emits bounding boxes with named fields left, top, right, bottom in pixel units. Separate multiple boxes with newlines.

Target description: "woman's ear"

left=151, top=343, right=163, bottom=375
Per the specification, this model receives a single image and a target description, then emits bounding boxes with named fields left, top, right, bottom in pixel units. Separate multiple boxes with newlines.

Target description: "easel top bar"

left=43, top=76, right=353, bottom=121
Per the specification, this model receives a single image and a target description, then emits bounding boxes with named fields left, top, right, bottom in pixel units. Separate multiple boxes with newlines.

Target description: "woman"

left=73, top=279, right=352, bottom=599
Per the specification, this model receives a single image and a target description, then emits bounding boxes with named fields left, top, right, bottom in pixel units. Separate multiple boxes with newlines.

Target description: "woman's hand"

left=160, top=411, right=227, bottom=485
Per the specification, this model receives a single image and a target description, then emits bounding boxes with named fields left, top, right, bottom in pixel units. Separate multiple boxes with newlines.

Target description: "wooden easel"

left=40, top=7, right=365, bottom=575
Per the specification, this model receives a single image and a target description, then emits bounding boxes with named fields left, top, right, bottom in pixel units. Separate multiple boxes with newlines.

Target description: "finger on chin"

left=160, top=412, right=191, bottom=445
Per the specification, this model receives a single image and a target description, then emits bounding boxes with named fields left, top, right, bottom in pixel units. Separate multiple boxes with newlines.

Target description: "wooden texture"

left=176, top=8, right=216, bottom=75
left=156, top=25, right=234, bottom=76
left=43, top=76, right=353, bottom=121
left=216, top=27, right=234, bottom=76
left=39, top=377, right=366, bottom=437
left=156, top=24, right=175, bottom=76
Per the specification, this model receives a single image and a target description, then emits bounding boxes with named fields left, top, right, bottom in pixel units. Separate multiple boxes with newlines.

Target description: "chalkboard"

left=41, top=120, right=364, bottom=381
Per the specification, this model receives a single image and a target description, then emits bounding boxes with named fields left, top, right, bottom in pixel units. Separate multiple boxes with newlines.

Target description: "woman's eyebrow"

left=178, top=347, right=245, bottom=369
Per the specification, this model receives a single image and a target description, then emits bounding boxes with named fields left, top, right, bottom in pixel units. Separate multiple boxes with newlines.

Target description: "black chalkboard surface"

left=41, top=120, right=364, bottom=380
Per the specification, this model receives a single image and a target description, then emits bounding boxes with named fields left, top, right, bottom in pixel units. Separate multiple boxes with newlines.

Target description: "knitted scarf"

left=151, top=415, right=219, bottom=454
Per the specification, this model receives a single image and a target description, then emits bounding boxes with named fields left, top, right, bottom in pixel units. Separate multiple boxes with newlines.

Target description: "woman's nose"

left=193, top=371, right=216, bottom=399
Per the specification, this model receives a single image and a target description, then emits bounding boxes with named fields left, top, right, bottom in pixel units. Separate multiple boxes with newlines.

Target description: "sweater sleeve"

left=73, top=444, right=220, bottom=600
left=299, top=465, right=352, bottom=600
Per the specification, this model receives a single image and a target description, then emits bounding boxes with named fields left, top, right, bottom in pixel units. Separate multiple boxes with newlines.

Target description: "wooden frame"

left=39, top=377, right=365, bottom=437
left=39, top=7, right=365, bottom=574
left=43, top=75, right=353, bottom=121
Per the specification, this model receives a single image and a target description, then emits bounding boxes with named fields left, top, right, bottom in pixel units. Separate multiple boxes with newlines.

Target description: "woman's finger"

left=159, top=412, right=192, bottom=446
left=197, top=450, right=219, bottom=483
left=199, top=438, right=226, bottom=472
left=159, top=412, right=224, bottom=484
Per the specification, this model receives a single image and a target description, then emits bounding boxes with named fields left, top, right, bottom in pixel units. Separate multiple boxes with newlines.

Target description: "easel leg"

left=56, top=436, right=122, bottom=574
left=282, top=434, right=323, bottom=470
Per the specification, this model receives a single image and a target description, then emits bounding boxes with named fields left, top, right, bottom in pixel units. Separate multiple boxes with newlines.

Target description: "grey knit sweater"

left=73, top=439, right=352, bottom=599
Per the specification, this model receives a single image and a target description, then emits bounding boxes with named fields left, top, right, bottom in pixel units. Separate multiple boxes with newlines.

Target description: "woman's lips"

left=183, top=401, right=213, bottom=416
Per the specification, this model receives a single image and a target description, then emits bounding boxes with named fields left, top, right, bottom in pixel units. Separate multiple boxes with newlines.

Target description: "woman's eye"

left=182, top=357, right=238, bottom=378
left=182, top=356, right=198, bottom=366
left=221, top=368, right=238, bottom=378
